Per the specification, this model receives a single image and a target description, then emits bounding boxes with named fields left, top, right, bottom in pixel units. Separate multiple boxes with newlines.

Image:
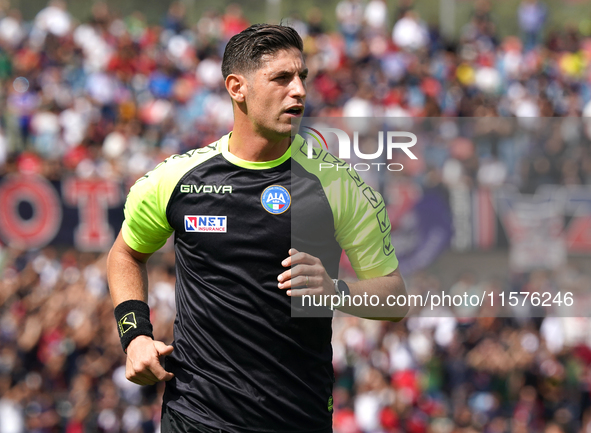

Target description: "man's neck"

left=227, top=128, right=292, bottom=162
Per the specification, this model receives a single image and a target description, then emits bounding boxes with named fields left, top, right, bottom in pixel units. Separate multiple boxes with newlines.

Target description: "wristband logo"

left=118, top=312, right=138, bottom=336
left=261, top=185, right=291, bottom=215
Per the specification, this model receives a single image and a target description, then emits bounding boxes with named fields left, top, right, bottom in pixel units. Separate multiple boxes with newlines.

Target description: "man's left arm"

left=278, top=249, right=408, bottom=321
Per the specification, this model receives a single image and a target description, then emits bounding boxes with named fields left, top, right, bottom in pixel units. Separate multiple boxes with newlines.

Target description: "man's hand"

left=277, top=248, right=334, bottom=297
left=277, top=248, right=408, bottom=321
left=125, top=335, right=174, bottom=386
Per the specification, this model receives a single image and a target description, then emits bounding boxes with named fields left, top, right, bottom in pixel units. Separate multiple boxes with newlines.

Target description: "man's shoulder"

left=153, top=140, right=223, bottom=177
left=133, top=139, right=224, bottom=189
left=292, top=134, right=363, bottom=186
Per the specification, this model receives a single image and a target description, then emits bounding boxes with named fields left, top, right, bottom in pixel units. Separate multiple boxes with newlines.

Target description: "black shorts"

left=161, top=405, right=227, bottom=433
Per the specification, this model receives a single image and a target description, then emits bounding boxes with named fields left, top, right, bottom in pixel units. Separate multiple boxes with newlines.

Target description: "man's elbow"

left=387, top=273, right=409, bottom=321
left=382, top=301, right=409, bottom=322
left=109, top=231, right=152, bottom=265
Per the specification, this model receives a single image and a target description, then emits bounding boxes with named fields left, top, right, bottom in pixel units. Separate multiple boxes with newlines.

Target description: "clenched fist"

left=125, top=335, right=174, bottom=385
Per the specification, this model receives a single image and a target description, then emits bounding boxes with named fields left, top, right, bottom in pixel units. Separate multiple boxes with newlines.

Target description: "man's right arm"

left=107, top=231, right=174, bottom=386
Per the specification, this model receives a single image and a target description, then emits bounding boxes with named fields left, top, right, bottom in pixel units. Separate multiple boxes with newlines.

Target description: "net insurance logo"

left=300, top=125, right=418, bottom=172
left=185, top=216, right=227, bottom=232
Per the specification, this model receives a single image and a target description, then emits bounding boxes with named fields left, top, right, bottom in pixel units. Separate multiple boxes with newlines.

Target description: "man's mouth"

left=284, top=106, right=304, bottom=116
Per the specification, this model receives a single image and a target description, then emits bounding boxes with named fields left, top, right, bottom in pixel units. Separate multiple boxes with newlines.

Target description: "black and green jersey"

left=122, top=133, right=398, bottom=433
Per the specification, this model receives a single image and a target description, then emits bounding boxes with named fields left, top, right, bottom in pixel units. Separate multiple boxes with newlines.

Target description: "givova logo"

left=261, top=185, right=291, bottom=215
left=185, top=216, right=227, bottom=232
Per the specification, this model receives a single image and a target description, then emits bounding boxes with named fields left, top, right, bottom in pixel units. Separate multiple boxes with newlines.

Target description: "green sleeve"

left=121, top=165, right=174, bottom=254
left=293, top=135, right=399, bottom=280
left=328, top=169, right=399, bottom=280
left=121, top=143, right=222, bottom=254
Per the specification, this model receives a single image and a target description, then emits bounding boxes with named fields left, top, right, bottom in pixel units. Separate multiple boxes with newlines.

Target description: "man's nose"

left=290, top=76, right=306, bottom=99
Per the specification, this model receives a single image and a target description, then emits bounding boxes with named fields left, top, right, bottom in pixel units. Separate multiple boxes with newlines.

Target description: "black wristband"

left=114, top=300, right=154, bottom=352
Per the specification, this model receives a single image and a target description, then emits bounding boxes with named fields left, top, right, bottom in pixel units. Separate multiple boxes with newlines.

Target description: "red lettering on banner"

left=63, top=178, right=122, bottom=251
left=566, top=216, right=591, bottom=253
left=0, top=175, right=62, bottom=249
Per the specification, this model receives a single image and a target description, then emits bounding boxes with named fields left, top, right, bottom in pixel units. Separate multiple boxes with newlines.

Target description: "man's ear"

left=225, top=73, right=247, bottom=103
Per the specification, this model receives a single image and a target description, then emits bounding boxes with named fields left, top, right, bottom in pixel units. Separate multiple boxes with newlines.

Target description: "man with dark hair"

left=107, top=24, right=407, bottom=433
left=221, top=23, right=304, bottom=79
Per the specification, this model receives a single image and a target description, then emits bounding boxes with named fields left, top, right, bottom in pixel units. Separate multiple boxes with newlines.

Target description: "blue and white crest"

left=261, top=185, right=291, bottom=215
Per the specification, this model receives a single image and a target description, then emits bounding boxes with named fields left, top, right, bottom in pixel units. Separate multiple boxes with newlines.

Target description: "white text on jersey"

left=180, top=184, right=233, bottom=194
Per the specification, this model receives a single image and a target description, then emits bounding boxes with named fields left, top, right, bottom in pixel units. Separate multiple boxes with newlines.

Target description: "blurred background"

left=1, top=0, right=591, bottom=431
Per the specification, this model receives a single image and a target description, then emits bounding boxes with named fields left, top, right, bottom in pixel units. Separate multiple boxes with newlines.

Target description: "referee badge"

left=261, top=185, right=291, bottom=215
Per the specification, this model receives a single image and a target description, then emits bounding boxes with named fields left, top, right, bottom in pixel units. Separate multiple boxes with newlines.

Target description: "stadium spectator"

left=518, top=0, right=547, bottom=52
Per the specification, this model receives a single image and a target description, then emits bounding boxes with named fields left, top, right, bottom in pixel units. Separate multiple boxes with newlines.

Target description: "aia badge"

left=261, top=185, right=291, bottom=215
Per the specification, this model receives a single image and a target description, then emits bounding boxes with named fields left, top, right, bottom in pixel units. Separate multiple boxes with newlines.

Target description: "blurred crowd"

left=0, top=246, right=176, bottom=432
left=332, top=266, right=591, bottom=433
left=2, top=0, right=591, bottom=432
left=0, top=0, right=590, bottom=189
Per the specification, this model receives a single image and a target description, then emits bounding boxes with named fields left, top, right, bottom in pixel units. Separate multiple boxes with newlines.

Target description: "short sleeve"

left=291, top=136, right=399, bottom=280
left=330, top=169, right=399, bottom=280
left=122, top=169, right=174, bottom=254
left=120, top=141, right=224, bottom=254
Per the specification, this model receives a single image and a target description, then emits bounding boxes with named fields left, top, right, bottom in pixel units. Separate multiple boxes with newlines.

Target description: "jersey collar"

left=220, top=133, right=300, bottom=170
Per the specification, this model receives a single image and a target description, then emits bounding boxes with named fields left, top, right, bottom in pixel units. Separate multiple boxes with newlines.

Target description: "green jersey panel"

left=122, top=143, right=221, bottom=253
left=292, top=136, right=399, bottom=280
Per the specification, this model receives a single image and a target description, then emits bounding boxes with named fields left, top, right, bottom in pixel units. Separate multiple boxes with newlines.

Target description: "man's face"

left=243, top=48, right=307, bottom=140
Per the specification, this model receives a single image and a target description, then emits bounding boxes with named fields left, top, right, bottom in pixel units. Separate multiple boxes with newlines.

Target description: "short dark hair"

left=222, top=24, right=303, bottom=79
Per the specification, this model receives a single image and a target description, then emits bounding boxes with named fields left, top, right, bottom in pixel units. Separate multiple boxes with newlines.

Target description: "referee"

left=107, top=24, right=407, bottom=433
